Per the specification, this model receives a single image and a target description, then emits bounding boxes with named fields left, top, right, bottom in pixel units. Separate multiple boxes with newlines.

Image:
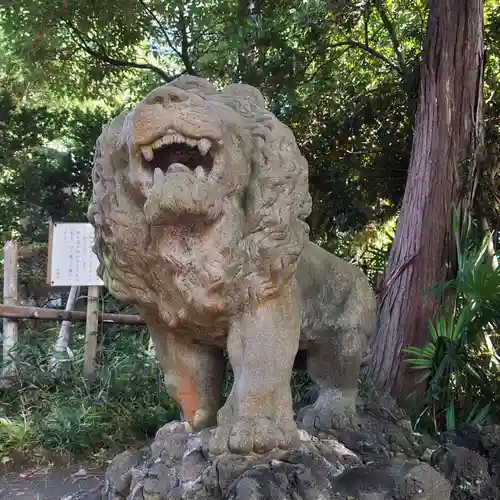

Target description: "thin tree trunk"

left=479, top=216, right=499, bottom=271
left=50, top=285, right=80, bottom=371
left=148, top=334, right=156, bottom=357
left=237, top=0, right=251, bottom=78
left=2, top=241, right=18, bottom=384
left=368, top=0, right=485, bottom=398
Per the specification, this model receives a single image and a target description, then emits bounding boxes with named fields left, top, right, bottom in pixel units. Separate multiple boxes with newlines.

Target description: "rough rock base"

left=62, top=395, right=500, bottom=500
left=68, top=422, right=449, bottom=500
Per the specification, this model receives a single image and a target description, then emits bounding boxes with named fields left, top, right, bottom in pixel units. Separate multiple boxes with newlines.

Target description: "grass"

left=0, top=416, right=29, bottom=459
left=0, top=320, right=401, bottom=463
left=0, top=321, right=315, bottom=461
left=0, top=321, right=178, bottom=459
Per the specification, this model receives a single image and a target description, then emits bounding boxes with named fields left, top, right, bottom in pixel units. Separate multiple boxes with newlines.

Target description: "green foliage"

left=405, top=209, right=500, bottom=433
left=0, top=0, right=499, bottom=451
left=0, top=0, right=431, bottom=248
left=0, top=417, right=29, bottom=457
left=343, top=215, right=396, bottom=288
left=0, top=89, right=115, bottom=242
left=0, top=324, right=178, bottom=456
left=1, top=0, right=499, bottom=248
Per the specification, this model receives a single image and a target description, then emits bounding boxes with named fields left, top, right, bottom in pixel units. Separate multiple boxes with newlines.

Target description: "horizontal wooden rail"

left=0, top=305, right=145, bottom=325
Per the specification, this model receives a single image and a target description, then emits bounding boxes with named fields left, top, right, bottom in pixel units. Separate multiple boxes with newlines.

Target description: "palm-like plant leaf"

left=405, top=208, right=499, bottom=432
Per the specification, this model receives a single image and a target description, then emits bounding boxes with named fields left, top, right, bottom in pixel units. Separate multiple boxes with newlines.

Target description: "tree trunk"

left=50, top=285, right=80, bottom=372
left=2, top=241, right=19, bottom=385
left=368, top=0, right=485, bottom=398
left=479, top=216, right=499, bottom=271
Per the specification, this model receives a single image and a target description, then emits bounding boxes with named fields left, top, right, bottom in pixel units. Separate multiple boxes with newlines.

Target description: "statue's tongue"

left=154, top=143, right=201, bottom=171
left=165, top=163, right=207, bottom=179
left=166, top=163, right=192, bottom=174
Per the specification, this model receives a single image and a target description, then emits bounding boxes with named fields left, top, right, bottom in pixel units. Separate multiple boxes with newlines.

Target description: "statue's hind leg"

left=299, top=328, right=362, bottom=432
left=149, top=327, right=225, bottom=431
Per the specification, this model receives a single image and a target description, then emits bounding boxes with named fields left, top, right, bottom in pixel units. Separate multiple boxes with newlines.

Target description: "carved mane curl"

left=211, top=82, right=312, bottom=299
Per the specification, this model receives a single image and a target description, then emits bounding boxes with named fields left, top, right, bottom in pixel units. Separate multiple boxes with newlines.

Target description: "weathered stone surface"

left=61, top=488, right=103, bottom=500
left=88, top=75, right=377, bottom=455
left=432, top=444, right=496, bottom=499
left=60, top=398, right=459, bottom=500
left=438, top=423, right=500, bottom=494
left=62, top=403, right=454, bottom=500
left=395, top=463, right=452, bottom=500
left=104, top=449, right=147, bottom=496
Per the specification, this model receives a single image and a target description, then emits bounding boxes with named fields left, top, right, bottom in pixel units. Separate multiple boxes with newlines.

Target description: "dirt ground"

left=0, top=450, right=109, bottom=500
left=0, top=464, right=105, bottom=500
left=0, top=439, right=151, bottom=499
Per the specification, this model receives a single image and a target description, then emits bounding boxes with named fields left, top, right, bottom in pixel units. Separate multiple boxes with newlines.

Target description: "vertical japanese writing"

left=75, top=226, right=81, bottom=283
left=68, top=224, right=75, bottom=282
left=50, top=223, right=103, bottom=286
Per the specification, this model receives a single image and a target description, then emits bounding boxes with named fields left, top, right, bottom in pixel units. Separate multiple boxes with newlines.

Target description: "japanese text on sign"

left=49, top=223, right=104, bottom=286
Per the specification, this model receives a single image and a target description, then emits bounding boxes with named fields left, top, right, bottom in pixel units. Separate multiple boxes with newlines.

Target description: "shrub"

left=0, top=323, right=178, bottom=456
left=405, top=209, right=500, bottom=432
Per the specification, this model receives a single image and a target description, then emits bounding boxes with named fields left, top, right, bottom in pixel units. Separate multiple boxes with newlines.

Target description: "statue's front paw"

left=299, top=402, right=357, bottom=433
left=209, top=418, right=300, bottom=455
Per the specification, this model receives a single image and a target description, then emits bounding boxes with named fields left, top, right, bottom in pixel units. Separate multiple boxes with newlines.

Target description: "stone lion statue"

left=88, top=76, right=376, bottom=455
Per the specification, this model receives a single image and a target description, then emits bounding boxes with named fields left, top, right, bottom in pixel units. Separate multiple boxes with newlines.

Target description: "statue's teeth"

left=152, top=136, right=167, bottom=149
left=153, top=167, right=165, bottom=185
left=147, top=133, right=205, bottom=153
left=194, top=166, right=206, bottom=179
left=141, top=146, right=154, bottom=161
left=162, top=134, right=179, bottom=146
left=197, top=138, right=211, bottom=155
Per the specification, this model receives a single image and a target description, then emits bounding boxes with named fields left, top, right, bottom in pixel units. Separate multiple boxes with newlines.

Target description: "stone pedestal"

left=63, top=397, right=454, bottom=500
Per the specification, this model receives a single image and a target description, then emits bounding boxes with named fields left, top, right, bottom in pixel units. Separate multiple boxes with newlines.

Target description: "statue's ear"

left=221, top=84, right=266, bottom=108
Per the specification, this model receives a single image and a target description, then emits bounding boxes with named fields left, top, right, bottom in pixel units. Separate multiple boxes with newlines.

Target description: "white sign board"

left=48, top=222, right=104, bottom=286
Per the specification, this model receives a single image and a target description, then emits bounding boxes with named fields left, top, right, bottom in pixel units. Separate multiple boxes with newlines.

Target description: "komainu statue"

left=88, top=76, right=376, bottom=455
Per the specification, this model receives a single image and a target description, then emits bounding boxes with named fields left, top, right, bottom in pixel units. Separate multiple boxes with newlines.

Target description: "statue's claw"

left=298, top=401, right=357, bottom=433
left=209, top=418, right=300, bottom=455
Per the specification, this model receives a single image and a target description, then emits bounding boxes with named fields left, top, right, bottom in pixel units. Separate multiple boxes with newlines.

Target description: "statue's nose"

left=144, top=86, right=187, bottom=107
left=131, top=87, right=188, bottom=143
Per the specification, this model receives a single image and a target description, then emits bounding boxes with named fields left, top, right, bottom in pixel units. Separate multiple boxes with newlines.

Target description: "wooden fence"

left=0, top=240, right=146, bottom=384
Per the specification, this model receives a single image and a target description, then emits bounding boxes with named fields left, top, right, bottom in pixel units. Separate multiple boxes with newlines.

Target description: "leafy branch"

left=61, top=18, right=175, bottom=82
left=327, top=0, right=406, bottom=75
left=329, top=39, right=403, bottom=73
left=374, top=0, right=406, bottom=74
left=135, top=1, right=198, bottom=75
left=136, top=0, right=185, bottom=64
left=177, top=6, right=197, bottom=75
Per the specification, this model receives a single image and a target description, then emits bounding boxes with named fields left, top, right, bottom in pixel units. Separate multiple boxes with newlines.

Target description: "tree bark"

left=50, top=285, right=80, bottom=372
left=367, top=0, right=485, bottom=398
left=479, top=216, right=499, bottom=271
left=2, top=241, right=19, bottom=384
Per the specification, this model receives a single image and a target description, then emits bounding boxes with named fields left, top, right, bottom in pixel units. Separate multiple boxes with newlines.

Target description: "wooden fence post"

left=83, top=286, right=100, bottom=376
left=2, top=241, right=19, bottom=383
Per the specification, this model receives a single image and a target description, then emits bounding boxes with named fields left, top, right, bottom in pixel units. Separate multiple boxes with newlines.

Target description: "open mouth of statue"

left=140, top=132, right=215, bottom=180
